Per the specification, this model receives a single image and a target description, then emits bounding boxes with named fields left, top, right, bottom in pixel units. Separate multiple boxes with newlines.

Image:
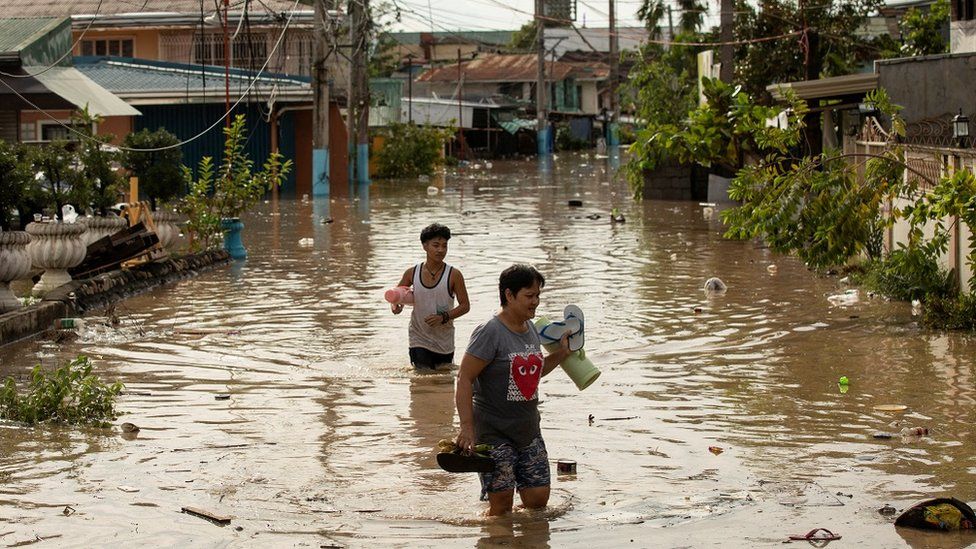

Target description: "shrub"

left=921, top=293, right=976, bottom=330
left=861, top=246, right=954, bottom=302
left=179, top=115, right=291, bottom=251
left=122, top=128, right=184, bottom=210
left=374, top=122, right=452, bottom=179
left=0, top=355, right=124, bottom=427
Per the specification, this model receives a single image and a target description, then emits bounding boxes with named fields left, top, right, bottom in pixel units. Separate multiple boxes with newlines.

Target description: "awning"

left=767, top=72, right=878, bottom=102
left=25, top=66, right=140, bottom=117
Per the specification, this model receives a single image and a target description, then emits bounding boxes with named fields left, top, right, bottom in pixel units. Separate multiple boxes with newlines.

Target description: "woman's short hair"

left=499, top=264, right=545, bottom=306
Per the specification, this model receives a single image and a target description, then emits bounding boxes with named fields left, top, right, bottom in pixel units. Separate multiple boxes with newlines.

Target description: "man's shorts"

left=409, top=347, right=454, bottom=369
left=479, top=436, right=550, bottom=499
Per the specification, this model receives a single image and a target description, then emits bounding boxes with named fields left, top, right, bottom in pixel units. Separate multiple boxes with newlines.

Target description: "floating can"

left=556, top=459, right=577, bottom=475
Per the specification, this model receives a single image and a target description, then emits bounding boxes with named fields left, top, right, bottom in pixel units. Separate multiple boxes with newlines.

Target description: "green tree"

left=733, top=0, right=883, bottom=103
left=374, top=122, right=452, bottom=178
left=899, top=0, right=949, bottom=56
left=72, top=107, right=123, bottom=216
left=180, top=115, right=292, bottom=251
left=0, top=140, right=31, bottom=231
left=122, top=128, right=184, bottom=211
left=25, top=141, right=85, bottom=222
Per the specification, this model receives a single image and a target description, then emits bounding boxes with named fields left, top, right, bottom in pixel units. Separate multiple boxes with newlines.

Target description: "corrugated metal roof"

left=75, top=56, right=309, bottom=96
left=417, top=54, right=578, bottom=83
left=0, top=17, right=64, bottom=56
left=0, top=0, right=302, bottom=18
left=387, top=31, right=514, bottom=46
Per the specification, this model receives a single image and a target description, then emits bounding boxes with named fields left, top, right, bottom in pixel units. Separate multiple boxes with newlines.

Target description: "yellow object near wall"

left=369, top=135, right=385, bottom=178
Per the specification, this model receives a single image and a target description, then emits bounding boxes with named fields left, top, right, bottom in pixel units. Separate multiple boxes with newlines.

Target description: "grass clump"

left=0, top=355, right=124, bottom=427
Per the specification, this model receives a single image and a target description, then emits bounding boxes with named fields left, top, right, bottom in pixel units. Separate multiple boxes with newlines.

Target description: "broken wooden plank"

left=181, top=506, right=232, bottom=525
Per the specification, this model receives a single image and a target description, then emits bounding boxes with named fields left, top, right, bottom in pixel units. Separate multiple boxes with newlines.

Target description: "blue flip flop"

left=538, top=305, right=585, bottom=352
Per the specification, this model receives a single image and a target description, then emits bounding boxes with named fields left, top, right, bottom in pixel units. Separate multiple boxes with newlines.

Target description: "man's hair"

left=499, top=264, right=545, bottom=306
left=420, top=223, right=451, bottom=243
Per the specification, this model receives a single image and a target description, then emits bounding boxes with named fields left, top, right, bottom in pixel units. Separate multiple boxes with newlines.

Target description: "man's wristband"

left=440, top=311, right=451, bottom=324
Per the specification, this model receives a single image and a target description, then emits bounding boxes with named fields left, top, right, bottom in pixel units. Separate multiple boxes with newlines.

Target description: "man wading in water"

left=392, top=223, right=470, bottom=369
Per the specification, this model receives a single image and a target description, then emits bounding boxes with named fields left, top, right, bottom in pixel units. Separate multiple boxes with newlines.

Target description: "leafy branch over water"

left=0, top=356, right=124, bottom=427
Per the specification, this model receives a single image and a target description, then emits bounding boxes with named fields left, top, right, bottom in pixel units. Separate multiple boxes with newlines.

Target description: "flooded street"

left=2, top=154, right=976, bottom=548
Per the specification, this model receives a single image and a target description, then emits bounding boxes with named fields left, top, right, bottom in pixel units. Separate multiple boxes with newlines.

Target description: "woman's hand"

left=456, top=423, right=476, bottom=454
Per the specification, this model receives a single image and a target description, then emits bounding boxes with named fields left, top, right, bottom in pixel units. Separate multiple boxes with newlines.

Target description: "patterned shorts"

left=479, top=436, right=550, bottom=500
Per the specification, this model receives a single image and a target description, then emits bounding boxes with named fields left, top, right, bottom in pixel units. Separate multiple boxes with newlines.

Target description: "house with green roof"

left=0, top=16, right=137, bottom=143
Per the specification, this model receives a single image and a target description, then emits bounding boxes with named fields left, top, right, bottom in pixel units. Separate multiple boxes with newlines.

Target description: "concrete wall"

left=877, top=53, right=976, bottom=126
left=641, top=164, right=693, bottom=200
left=950, top=20, right=976, bottom=54
left=579, top=81, right=599, bottom=115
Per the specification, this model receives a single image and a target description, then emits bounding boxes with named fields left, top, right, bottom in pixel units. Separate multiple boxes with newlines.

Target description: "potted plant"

left=180, top=115, right=291, bottom=259
left=23, top=141, right=89, bottom=296
left=73, top=108, right=128, bottom=245
left=122, top=128, right=185, bottom=251
left=0, top=140, right=33, bottom=312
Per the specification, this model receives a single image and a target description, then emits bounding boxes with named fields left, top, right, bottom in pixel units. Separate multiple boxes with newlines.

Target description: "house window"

left=194, top=33, right=267, bottom=68
left=956, top=0, right=975, bottom=20
left=39, top=121, right=92, bottom=142
left=81, top=38, right=134, bottom=57
left=20, top=122, right=37, bottom=142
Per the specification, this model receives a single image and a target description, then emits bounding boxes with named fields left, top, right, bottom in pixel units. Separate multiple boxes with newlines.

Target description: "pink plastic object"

left=384, top=286, right=414, bottom=305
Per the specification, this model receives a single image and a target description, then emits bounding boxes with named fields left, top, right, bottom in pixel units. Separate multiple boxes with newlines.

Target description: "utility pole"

left=608, top=0, right=619, bottom=147
left=535, top=0, right=548, bottom=157
left=667, top=5, right=674, bottom=44
left=223, top=0, right=231, bottom=128
left=347, top=0, right=371, bottom=185
left=719, top=0, right=733, bottom=82
left=312, top=0, right=333, bottom=196
left=406, top=53, right=414, bottom=124
left=457, top=48, right=465, bottom=160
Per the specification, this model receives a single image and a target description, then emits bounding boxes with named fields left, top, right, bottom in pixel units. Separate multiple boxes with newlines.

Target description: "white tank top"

left=409, top=262, right=456, bottom=354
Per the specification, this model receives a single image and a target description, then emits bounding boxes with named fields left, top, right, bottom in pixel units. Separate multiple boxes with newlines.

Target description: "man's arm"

left=446, top=269, right=471, bottom=321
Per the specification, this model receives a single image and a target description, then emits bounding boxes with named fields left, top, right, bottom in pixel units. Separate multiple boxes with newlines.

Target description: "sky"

left=389, top=0, right=705, bottom=32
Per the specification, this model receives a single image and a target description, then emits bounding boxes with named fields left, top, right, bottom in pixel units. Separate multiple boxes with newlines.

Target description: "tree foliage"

left=179, top=115, right=291, bottom=251
left=122, top=128, right=184, bottom=211
left=71, top=107, right=124, bottom=215
left=733, top=0, right=883, bottom=103
left=0, top=140, right=31, bottom=231
left=0, top=355, right=124, bottom=427
left=374, top=122, right=453, bottom=179
left=898, top=0, right=950, bottom=56
left=627, top=77, right=807, bottom=197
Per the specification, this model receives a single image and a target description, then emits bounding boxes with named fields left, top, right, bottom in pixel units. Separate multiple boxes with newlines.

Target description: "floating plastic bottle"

left=54, top=318, right=85, bottom=330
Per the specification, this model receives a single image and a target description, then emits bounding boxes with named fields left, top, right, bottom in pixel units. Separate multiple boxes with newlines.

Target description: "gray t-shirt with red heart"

left=466, top=316, right=545, bottom=450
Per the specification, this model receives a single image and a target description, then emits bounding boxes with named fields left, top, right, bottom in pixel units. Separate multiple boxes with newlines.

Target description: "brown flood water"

left=1, top=154, right=976, bottom=548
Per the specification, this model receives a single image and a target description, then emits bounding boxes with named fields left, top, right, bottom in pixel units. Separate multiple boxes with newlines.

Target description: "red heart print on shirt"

left=510, top=353, right=543, bottom=400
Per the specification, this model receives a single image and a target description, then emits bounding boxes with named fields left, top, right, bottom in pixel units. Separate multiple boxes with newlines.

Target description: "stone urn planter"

left=221, top=218, right=247, bottom=260
left=152, top=210, right=184, bottom=252
left=25, top=221, right=89, bottom=297
left=81, top=214, right=129, bottom=246
left=0, top=231, right=32, bottom=312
